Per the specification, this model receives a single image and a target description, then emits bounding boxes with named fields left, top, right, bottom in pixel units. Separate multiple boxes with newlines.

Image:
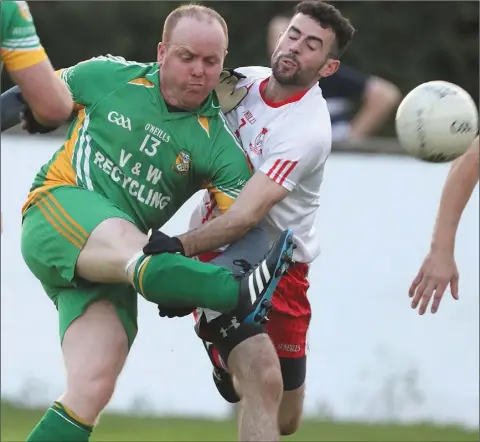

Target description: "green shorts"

left=21, top=185, right=138, bottom=348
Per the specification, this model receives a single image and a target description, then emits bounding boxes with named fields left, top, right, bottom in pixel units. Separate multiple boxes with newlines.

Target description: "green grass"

left=1, top=401, right=478, bottom=441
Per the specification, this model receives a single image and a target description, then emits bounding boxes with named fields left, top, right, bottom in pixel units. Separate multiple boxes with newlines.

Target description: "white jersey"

left=190, top=66, right=332, bottom=263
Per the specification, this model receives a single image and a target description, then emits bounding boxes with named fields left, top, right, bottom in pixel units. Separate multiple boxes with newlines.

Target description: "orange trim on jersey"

left=62, top=108, right=86, bottom=168
left=128, top=77, right=154, bottom=88
left=1, top=47, right=47, bottom=71
left=22, top=111, right=85, bottom=214
left=203, top=185, right=232, bottom=214
left=259, top=78, right=308, bottom=108
left=198, top=116, right=210, bottom=137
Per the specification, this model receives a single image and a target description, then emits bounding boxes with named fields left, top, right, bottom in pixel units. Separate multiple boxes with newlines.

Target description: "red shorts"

left=197, top=252, right=311, bottom=359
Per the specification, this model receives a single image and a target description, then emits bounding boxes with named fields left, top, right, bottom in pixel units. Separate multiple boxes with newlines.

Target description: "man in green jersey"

left=8, top=5, right=295, bottom=441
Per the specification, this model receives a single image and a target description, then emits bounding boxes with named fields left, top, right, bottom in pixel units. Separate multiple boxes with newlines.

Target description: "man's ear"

left=157, top=42, right=166, bottom=64
left=319, top=59, right=340, bottom=79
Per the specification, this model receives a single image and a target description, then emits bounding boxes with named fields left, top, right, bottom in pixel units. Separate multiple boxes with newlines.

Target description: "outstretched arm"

left=409, top=136, right=479, bottom=314
left=430, top=136, right=479, bottom=253
left=178, top=171, right=288, bottom=256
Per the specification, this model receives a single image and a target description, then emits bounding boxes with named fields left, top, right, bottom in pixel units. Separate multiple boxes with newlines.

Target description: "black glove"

left=0, top=85, right=61, bottom=134
left=157, top=305, right=196, bottom=319
left=21, top=106, right=61, bottom=135
left=143, top=229, right=185, bottom=256
left=215, top=68, right=248, bottom=114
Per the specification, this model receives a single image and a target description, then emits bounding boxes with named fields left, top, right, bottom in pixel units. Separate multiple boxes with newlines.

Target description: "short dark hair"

left=294, top=1, right=355, bottom=58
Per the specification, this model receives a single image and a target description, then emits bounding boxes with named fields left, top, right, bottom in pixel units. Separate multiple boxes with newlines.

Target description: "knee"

left=227, top=333, right=283, bottom=405
left=279, top=415, right=301, bottom=436
left=238, top=360, right=283, bottom=406
left=259, top=363, right=283, bottom=403
left=278, top=381, right=306, bottom=436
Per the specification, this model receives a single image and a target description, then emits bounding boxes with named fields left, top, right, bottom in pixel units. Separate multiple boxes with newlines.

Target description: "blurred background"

left=1, top=1, right=479, bottom=441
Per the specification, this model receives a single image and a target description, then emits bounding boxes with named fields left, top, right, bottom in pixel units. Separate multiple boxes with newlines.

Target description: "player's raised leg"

left=25, top=185, right=292, bottom=326
left=76, top=215, right=242, bottom=313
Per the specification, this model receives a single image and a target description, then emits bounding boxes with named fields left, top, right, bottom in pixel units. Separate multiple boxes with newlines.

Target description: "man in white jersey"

left=184, top=2, right=355, bottom=439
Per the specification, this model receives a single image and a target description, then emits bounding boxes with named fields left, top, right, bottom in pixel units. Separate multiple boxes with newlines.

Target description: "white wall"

left=1, top=135, right=478, bottom=428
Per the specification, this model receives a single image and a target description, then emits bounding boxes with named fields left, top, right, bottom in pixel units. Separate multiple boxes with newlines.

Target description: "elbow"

left=34, top=85, right=73, bottom=125
left=384, top=85, right=402, bottom=111
left=368, top=77, right=402, bottom=112
left=36, top=104, right=72, bottom=125
left=236, top=211, right=260, bottom=235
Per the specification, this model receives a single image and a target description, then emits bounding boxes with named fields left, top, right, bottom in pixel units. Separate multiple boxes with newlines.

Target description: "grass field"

left=1, top=401, right=478, bottom=441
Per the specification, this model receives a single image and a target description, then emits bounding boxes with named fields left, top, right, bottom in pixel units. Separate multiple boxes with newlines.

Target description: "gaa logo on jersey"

left=171, top=150, right=192, bottom=175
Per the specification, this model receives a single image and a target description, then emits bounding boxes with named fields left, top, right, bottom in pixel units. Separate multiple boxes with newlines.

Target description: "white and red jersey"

left=190, top=66, right=332, bottom=263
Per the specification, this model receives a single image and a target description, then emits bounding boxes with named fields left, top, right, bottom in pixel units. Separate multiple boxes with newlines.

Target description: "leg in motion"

left=21, top=187, right=138, bottom=441
left=227, top=333, right=283, bottom=442
left=26, top=296, right=134, bottom=441
left=277, top=358, right=307, bottom=435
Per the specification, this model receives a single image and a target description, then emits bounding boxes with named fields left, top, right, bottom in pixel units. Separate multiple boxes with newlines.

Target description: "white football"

left=395, top=81, right=478, bottom=162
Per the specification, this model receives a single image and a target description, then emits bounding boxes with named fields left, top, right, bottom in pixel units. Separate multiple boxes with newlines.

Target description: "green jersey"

left=1, top=1, right=46, bottom=72
left=24, top=55, right=252, bottom=233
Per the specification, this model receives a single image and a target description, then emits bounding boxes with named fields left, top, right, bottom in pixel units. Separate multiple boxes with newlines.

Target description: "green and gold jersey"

left=24, top=55, right=252, bottom=233
left=1, top=1, right=46, bottom=72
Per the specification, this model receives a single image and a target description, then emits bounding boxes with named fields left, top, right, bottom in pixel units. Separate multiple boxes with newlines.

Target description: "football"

left=395, top=81, right=478, bottom=162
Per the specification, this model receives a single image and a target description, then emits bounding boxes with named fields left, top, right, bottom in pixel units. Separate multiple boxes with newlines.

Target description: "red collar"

left=259, top=78, right=308, bottom=108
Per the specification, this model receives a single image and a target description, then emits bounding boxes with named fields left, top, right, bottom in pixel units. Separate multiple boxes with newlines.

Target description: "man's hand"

left=215, top=69, right=248, bottom=114
left=409, top=249, right=459, bottom=315
left=157, top=305, right=196, bottom=318
left=21, top=106, right=61, bottom=134
left=143, top=229, right=185, bottom=256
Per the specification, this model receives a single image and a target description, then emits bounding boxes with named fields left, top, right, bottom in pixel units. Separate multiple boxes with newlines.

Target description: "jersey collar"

left=259, top=77, right=309, bottom=108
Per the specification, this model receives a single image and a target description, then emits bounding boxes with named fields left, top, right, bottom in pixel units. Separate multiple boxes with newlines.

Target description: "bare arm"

left=430, top=136, right=479, bottom=254
left=409, top=136, right=479, bottom=314
left=8, top=59, right=73, bottom=126
left=178, top=172, right=288, bottom=256
left=349, top=76, right=402, bottom=140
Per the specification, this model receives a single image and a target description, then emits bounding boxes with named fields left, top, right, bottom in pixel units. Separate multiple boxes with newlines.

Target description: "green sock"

left=27, top=401, right=92, bottom=441
left=133, top=253, right=240, bottom=312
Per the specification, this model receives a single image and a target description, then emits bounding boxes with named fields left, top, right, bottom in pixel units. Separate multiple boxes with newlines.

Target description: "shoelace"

left=233, top=258, right=253, bottom=274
